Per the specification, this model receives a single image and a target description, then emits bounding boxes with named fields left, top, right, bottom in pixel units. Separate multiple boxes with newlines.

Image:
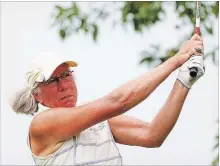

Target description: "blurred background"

left=1, top=1, right=219, bottom=165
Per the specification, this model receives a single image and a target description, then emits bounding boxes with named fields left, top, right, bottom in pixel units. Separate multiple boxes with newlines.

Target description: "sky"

left=1, top=1, right=219, bottom=165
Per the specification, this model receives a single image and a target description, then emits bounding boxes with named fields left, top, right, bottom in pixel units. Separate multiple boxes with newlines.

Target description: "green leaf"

left=204, top=23, right=213, bottom=34
left=140, top=56, right=156, bottom=65
left=72, top=2, right=79, bottom=16
left=59, top=29, right=66, bottom=39
left=133, top=18, right=142, bottom=32
left=55, top=5, right=64, bottom=12
left=92, top=24, right=98, bottom=41
left=167, top=48, right=179, bottom=58
left=185, top=8, right=193, bottom=17
left=79, top=17, right=87, bottom=29
left=84, top=27, right=89, bottom=33
left=122, top=2, right=131, bottom=22
left=212, top=153, right=219, bottom=166
left=67, top=13, right=74, bottom=20
left=121, top=1, right=163, bottom=31
left=55, top=5, right=64, bottom=20
left=211, top=1, right=219, bottom=18
left=213, top=141, right=219, bottom=150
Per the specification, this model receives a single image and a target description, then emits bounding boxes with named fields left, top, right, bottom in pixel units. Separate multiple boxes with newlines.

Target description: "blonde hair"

left=9, top=85, right=39, bottom=116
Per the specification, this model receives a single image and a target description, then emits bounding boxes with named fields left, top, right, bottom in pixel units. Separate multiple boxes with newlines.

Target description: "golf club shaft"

left=189, top=1, right=201, bottom=77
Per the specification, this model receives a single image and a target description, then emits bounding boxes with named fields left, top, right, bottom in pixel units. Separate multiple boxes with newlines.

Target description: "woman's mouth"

left=60, top=95, right=74, bottom=100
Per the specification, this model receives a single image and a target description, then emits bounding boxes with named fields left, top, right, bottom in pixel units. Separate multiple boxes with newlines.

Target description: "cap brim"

left=65, top=61, right=78, bottom=67
left=43, top=60, right=78, bottom=81
left=28, top=52, right=79, bottom=83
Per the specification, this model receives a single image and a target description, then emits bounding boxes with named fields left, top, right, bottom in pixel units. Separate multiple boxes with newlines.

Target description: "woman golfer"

left=9, top=34, right=205, bottom=165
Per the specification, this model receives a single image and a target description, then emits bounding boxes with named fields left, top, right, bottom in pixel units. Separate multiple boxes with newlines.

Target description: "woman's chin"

left=63, top=100, right=76, bottom=107
left=65, top=103, right=75, bottom=107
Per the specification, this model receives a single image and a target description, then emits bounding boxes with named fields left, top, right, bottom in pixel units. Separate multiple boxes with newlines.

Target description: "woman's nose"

left=57, top=79, right=67, bottom=92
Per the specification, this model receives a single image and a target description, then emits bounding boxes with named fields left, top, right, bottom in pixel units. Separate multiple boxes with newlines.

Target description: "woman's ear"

left=33, top=91, right=43, bottom=104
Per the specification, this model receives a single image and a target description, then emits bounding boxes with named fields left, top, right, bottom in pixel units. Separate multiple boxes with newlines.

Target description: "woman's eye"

left=64, top=73, right=71, bottom=78
left=48, top=78, right=57, bottom=84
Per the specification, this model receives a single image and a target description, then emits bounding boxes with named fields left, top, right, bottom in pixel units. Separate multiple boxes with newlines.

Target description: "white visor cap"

left=26, top=52, right=78, bottom=88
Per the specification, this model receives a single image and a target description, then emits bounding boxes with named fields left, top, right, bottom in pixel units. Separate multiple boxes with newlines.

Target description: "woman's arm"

left=109, top=55, right=179, bottom=112
left=109, top=80, right=189, bottom=148
left=31, top=55, right=179, bottom=143
left=30, top=34, right=203, bottom=153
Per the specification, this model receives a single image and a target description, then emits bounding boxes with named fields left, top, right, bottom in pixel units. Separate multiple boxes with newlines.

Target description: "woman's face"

left=34, top=63, right=78, bottom=108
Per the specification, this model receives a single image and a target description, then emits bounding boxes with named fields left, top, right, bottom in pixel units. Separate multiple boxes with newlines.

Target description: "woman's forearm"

left=148, top=80, right=189, bottom=145
left=109, top=56, right=180, bottom=111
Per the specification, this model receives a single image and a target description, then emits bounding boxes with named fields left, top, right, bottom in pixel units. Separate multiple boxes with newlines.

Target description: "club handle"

left=190, top=2, right=201, bottom=78
left=190, top=27, right=201, bottom=78
left=194, top=27, right=200, bottom=35
left=189, top=54, right=199, bottom=78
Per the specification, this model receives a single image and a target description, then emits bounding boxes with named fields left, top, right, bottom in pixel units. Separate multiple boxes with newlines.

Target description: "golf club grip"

left=189, top=27, right=200, bottom=78
left=194, top=27, right=200, bottom=35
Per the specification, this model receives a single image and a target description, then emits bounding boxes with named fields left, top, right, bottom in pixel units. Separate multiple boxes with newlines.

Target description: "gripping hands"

left=174, top=34, right=205, bottom=89
left=177, top=55, right=205, bottom=89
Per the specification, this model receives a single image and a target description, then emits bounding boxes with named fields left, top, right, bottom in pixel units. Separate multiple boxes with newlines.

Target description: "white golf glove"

left=177, top=55, right=205, bottom=89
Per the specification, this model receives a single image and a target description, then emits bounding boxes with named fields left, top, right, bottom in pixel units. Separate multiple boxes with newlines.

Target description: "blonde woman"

left=9, top=34, right=205, bottom=165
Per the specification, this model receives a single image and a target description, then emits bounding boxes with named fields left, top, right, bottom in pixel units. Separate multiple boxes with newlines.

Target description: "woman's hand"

left=175, top=34, right=204, bottom=67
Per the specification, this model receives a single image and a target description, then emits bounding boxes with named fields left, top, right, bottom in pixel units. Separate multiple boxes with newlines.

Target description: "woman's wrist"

left=168, top=55, right=181, bottom=70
